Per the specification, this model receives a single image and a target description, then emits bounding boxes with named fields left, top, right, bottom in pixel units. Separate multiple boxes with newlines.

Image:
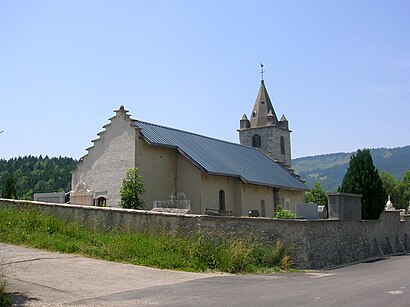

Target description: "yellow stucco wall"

left=279, top=188, right=305, bottom=213
left=175, top=153, right=202, bottom=213
left=241, top=184, right=275, bottom=217
left=136, top=139, right=176, bottom=209
left=200, top=174, right=242, bottom=215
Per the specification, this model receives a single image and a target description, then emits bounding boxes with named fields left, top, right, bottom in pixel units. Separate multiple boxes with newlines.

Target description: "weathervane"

left=260, top=63, right=265, bottom=81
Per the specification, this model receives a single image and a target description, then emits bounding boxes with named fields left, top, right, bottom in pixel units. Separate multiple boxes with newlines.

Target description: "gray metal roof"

left=135, top=121, right=308, bottom=191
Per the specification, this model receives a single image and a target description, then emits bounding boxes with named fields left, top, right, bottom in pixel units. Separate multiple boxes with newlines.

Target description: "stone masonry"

left=2, top=197, right=409, bottom=269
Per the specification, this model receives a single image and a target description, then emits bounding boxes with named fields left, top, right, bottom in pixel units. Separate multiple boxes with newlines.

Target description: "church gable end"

left=71, top=106, right=137, bottom=207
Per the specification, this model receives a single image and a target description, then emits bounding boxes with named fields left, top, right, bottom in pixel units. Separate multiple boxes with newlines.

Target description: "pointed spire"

left=250, top=79, right=278, bottom=127
left=280, top=114, right=288, bottom=122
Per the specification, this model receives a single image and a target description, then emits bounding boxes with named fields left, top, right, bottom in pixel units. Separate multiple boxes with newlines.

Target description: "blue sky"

left=0, top=0, right=409, bottom=160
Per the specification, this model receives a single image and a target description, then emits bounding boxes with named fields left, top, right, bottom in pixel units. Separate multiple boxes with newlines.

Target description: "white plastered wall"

left=72, top=110, right=136, bottom=207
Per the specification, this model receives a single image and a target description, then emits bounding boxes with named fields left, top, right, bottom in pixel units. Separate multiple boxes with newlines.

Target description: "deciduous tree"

left=119, top=168, right=145, bottom=209
left=305, top=182, right=328, bottom=207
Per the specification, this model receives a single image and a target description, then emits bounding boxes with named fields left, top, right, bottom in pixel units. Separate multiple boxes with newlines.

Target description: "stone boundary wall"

left=1, top=198, right=409, bottom=269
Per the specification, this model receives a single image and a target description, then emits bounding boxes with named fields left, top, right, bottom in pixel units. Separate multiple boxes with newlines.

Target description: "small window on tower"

left=252, top=135, right=261, bottom=148
left=280, top=136, right=285, bottom=155
left=261, top=100, right=265, bottom=104
left=252, top=111, right=257, bottom=117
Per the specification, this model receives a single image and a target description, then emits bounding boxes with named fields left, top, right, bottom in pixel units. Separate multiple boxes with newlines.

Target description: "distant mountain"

left=292, top=146, right=410, bottom=191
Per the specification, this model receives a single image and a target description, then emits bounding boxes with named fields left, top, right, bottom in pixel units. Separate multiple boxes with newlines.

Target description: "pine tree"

left=340, top=149, right=386, bottom=219
left=2, top=175, right=16, bottom=199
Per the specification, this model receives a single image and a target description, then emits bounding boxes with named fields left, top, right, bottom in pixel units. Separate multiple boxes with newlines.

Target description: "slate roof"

left=250, top=80, right=278, bottom=127
left=134, top=121, right=308, bottom=191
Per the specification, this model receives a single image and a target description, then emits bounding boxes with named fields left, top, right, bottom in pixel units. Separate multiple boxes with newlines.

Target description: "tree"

left=380, top=172, right=397, bottom=198
left=393, top=171, right=410, bottom=210
left=2, top=175, right=16, bottom=199
left=305, top=182, right=328, bottom=207
left=119, top=168, right=145, bottom=209
left=340, top=149, right=386, bottom=219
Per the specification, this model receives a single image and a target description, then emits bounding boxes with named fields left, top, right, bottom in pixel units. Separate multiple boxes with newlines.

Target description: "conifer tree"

left=340, top=149, right=385, bottom=219
left=2, top=175, right=16, bottom=199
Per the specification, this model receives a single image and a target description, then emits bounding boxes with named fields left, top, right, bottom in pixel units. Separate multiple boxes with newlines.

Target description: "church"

left=71, top=78, right=307, bottom=217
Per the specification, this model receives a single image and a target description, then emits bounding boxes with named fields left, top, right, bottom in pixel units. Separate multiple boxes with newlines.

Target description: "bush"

left=119, top=168, right=145, bottom=209
left=0, top=207, right=293, bottom=274
left=274, top=209, right=296, bottom=219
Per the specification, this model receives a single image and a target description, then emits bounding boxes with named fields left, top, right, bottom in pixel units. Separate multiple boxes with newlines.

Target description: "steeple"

left=238, top=65, right=292, bottom=168
left=250, top=80, right=278, bottom=127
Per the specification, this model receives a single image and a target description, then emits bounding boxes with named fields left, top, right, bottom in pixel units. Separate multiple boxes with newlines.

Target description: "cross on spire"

left=260, top=63, right=265, bottom=81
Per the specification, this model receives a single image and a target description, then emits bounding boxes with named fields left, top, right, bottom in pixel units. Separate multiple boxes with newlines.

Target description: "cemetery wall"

left=1, top=198, right=409, bottom=269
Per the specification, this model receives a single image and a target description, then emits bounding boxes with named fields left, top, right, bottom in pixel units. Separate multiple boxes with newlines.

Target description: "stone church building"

left=71, top=80, right=307, bottom=216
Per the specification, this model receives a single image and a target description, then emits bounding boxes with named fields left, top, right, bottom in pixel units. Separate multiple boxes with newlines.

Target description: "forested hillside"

left=0, top=156, right=77, bottom=199
left=293, top=146, right=410, bottom=191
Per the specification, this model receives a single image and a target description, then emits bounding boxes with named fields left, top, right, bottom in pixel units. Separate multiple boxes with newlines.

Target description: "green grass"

left=0, top=278, right=12, bottom=307
left=0, top=206, right=292, bottom=274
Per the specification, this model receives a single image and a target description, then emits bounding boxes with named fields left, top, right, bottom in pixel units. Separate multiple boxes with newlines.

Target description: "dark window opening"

left=219, top=190, right=225, bottom=212
left=261, top=200, right=266, bottom=217
left=280, top=136, right=285, bottom=155
left=96, top=197, right=107, bottom=207
left=252, top=135, right=261, bottom=148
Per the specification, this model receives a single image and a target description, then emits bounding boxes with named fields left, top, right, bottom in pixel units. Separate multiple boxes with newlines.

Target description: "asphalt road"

left=2, top=243, right=410, bottom=306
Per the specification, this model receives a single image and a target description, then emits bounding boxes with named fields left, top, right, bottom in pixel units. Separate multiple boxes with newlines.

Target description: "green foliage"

left=392, top=171, right=410, bottom=210
left=0, top=280, right=12, bottom=307
left=0, top=156, right=77, bottom=199
left=274, top=209, right=296, bottom=219
left=380, top=172, right=397, bottom=197
left=120, top=168, right=145, bottom=209
left=340, top=149, right=386, bottom=220
left=305, top=182, right=328, bottom=207
left=1, top=176, right=16, bottom=199
left=0, top=206, right=292, bottom=273
left=293, top=145, right=410, bottom=192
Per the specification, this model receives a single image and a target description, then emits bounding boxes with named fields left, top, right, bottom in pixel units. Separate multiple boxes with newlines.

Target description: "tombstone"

left=70, top=174, right=93, bottom=206
left=296, top=203, right=319, bottom=219
left=318, top=205, right=328, bottom=219
left=385, top=195, right=395, bottom=211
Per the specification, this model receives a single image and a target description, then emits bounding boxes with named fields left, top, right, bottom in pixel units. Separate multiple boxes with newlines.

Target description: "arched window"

left=260, top=200, right=266, bottom=217
left=219, top=190, right=225, bottom=212
left=252, top=134, right=261, bottom=148
left=96, top=197, right=107, bottom=207
left=280, top=136, right=285, bottom=155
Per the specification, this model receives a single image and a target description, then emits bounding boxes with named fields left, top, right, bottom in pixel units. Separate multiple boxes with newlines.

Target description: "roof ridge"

left=135, top=120, right=259, bottom=150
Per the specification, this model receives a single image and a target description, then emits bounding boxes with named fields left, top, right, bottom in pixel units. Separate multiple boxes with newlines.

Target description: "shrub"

left=119, top=168, right=145, bottom=209
left=274, top=209, right=296, bottom=219
left=0, top=206, right=293, bottom=274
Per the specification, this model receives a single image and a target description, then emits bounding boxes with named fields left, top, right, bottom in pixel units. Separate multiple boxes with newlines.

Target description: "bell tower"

left=238, top=66, right=292, bottom=167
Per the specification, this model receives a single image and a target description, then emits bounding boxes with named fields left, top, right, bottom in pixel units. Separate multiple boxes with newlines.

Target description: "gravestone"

left=296, top=203, right=319, bottom=219
left=70, top=174, right=93, bottom=206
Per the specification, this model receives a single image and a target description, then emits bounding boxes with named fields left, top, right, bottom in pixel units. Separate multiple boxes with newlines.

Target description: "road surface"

left=2, top=243, right=410, bottom=306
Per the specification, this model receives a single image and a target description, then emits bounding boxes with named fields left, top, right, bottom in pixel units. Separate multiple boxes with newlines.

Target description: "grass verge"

left=0, top=206, right=292, bottom=274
